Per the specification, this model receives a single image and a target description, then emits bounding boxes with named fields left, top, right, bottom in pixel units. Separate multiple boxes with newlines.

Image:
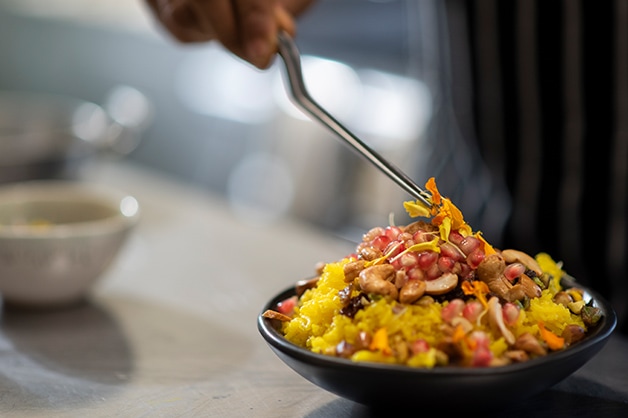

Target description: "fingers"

left=209, top=0, right=276, bottom=68
left=145, top=0, right=214, bottom=42
left=145, top=0, right=314, bottom=68
left=210, top=0, right=293, bottom=69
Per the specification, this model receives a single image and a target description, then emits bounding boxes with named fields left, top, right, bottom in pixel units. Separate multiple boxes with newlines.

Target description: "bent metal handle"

left=276, top=32, right=433, bottom=209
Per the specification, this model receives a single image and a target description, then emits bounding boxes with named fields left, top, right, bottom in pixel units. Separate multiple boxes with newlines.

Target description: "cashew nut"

left=357, top=245, right=383, bottom=261
left=358, top=264, right=398, bottom=299
left=487, top=296, right=515, bottom=345
left=476, top=253, right=507, bottom=281
left=343, top=260, right=366, bottom=283
left=477, top=254, right=541, bottom=302
left=399, top=279, right=427, bottom=304
left=424, top=272, right=458, bottom=295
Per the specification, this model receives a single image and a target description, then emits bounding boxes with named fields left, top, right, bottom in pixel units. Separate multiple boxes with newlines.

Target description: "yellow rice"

left=282, top=254, right=588, bottom=368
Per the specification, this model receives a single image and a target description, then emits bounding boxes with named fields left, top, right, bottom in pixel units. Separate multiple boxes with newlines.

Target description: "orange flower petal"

left=426, top=177, right=441, bottom=205
left=369, top=328, right=392, bottom=355
left=538, top=321, right=565, bottom=350
left=461, top=281, right=489, bottom=308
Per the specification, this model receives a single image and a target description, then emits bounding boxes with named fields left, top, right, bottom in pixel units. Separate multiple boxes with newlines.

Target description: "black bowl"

left=258, top=281, right=617, bottom=410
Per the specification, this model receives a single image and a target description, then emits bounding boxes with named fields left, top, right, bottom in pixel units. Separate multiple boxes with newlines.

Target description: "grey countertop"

left=0, top=160, right=626, bottom=417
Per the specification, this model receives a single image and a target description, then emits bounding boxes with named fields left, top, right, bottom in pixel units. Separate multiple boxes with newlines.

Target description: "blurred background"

left=0, top=0, right=506, bottom=243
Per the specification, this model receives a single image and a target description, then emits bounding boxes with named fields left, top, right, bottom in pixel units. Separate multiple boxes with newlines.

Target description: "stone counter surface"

left=0, top=161, right=626, bottom=417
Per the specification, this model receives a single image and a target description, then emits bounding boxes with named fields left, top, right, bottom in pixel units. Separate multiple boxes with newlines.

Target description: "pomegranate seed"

left=449, top=230, right=465, bottom=245
left=363, top=227, right=385, bottom=242
left=438, top=256, right=456, bottom=273
left=398, top=232, right=413, bottom=242
left=466, top=248, right=485, bottom=269
left=470, top=330, right=490, bottom=349
left=417, top=251, right=438, bottom=269
left=406, top=267, right=425, bottom=281
left=504, top=263, right=526, bottom=282
left=370, top=235, right=391, bottom=251
left=502, top=302, right=520, bottom=326
left=412, top=230, right=430, bottom=243
left=441, top=299, right=465, bottom=322
left=462, top=301, right=483, bottom=322
left=451, top=261, right=463, bottom=275
left=384, top=226, right=403, bottom=241
left=384, top=241, right=405, bottom=258
left=398, top=252, right=419, bottom=268
left=472, top=347, right=493, bottom=367
left=440, top=242, right=463, bottom=261
left=276, top=296, right=297, bottom=316
left=459, top=236, right=481, bottom=255
left=458, top=263, right=473, bottom=279
left=426, top=264, right=442, bottom=280
left=410, top=339, right=430, bottom=354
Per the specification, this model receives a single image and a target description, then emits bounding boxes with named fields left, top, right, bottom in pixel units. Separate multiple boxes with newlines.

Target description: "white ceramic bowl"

left=0, top=180, right=140, bottom=307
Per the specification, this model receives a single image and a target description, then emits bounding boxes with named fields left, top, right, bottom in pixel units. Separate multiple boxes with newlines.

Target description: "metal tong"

left=276, top=31, right=433, bottom=209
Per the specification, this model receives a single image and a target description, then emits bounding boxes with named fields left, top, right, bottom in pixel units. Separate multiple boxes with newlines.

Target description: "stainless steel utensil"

left=276, top=32, right=433, bottom=209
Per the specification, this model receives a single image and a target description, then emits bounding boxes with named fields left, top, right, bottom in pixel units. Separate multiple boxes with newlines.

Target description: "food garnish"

left=265, top=178, right=603, bottom=368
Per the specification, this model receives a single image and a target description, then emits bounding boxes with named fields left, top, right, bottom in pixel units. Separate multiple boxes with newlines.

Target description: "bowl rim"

left=258, top=279, right=617, bottom=377
left=0, top=180, right=140, bottom=238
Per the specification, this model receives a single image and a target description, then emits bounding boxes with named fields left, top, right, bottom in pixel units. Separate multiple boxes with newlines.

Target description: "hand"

left=145, top=0, right=316, bottom=69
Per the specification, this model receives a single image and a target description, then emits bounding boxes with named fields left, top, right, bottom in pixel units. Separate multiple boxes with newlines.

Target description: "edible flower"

left=452, top=324, right=466, bottom=343
left=476, top=232, right=497, bottom=255
left=403, top=201, right=432, bottom=219
left=425, top=177, right=441, bottom=206
left=404, top=178, right=494, bottom=253
left=538, top=321, right=565, bottom=350
left=369, top=328, right=392, bottom=355
left=462, top=280, right=490, bottom=308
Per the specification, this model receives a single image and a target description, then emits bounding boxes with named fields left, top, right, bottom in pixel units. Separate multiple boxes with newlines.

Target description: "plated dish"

left=258, top=178, right=617, bottom=407
left=258, top=282, right=615, bottom=409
